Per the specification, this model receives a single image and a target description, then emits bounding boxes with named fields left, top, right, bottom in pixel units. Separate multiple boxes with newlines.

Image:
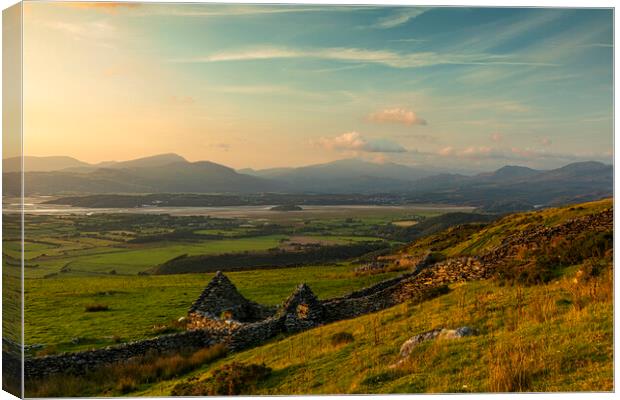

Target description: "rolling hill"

left=3, top=156, right=92, bottom=173
left=4, top=155, right=278, bottom=195
left=241, top=159, right=434, bottom=193
left=2, top=154, right=613, bottom=212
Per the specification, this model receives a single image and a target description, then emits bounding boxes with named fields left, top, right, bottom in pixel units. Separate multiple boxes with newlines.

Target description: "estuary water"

left=3, top=196, right=475, bottom=217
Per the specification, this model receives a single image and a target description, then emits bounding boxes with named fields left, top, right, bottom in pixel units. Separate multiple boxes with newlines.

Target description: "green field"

left=14, top=207, right=445, bottom=278
left=14, top=205, right=463, bottom=352
left=24, top=264, right=400, bottom=353
left=30, top=235, right=288, bottom=277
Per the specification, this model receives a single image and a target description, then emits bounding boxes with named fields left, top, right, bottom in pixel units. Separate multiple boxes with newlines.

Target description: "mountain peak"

left=3, top=155, right=91, bottom=173
left=109, top=153, right=188, bottom=169
left=492, top=165, right=539, bottom=178
left=555, top=161, right=609, bottom=172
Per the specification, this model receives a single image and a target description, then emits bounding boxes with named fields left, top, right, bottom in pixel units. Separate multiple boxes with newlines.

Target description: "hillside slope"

left=25, top=199, right=613, bottom=396
left=137, top=199, right=613, bottom=395
left=141, top=270, right=611, bottom=394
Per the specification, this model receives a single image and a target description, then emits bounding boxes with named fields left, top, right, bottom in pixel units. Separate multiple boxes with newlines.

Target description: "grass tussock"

left=330, top=332, right=355, bottom=346
left=487, top=339, right=534, bottom=392
left=84, top=303, right=109, bottom=312
left=26, top=344, right=227, bottom=398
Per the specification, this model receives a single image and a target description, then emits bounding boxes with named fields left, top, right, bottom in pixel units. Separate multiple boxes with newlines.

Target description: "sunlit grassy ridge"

left=136, top=263, right=612, bottom=395
left=402, top=198, right=612, bottom=258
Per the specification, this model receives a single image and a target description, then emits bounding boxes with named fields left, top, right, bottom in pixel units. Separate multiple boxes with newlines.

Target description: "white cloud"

left=316, top=132, right=406, bottom=153
left=438, top=146, right=454, bottom=156
left=368, top=108, right=427, bottom=126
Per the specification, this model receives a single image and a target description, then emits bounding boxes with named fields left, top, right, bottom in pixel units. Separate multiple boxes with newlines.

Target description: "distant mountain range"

left=3, top=153, right=188, bottom=173
left=3, top=154, right=276, bottom=194
left=239, top=158, right=434, bottom=193
left=2, top=153, right=613, bottom=210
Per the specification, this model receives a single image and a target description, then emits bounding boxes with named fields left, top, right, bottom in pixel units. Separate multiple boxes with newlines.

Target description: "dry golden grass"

left=136, top=259, right=612, bottom=396
left=26, top=344, right=227, bottom=397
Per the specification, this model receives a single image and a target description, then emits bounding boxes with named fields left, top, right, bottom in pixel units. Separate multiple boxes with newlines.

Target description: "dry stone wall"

left=481, top=208, right=613, bottom=266
left=25, top=330, right=216, bottom=380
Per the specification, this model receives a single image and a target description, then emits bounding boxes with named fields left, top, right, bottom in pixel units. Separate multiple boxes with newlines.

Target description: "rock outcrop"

left=390, top=326, right=477, bottom=368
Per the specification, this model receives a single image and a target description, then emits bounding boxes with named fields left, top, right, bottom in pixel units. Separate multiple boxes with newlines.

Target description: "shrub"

left=115, top=376, right=137, bottom=394
left=172, top=362, right=271, bottom=396
left=84, top=303, right=109, bottom=312
left=330, top=332, right=354, bottom=346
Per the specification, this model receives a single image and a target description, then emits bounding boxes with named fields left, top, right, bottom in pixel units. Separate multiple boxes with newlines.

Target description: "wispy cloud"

left=388, top=38, right=428, bottom=43
left=209, top=142, right=231, bottom=152
left=64, top=2, right=140, bottom=13
left=453, top=10, right=567, bottom=54
left=136, top=5, right=359, bottom=17
left=368, top=107, right=427, bottom=126
left=315, top=132, right=406, bottom=153
left=373, top=7, right=429, bottom=29
left=434, top=145, right=598, bottom=164
left=170, top=46, right=557, bottom=69
left=42, top=18, right=118, bottom=47
left=214, top=85, right=325, bottom=100
left=583, top=43, right=613, bottom=48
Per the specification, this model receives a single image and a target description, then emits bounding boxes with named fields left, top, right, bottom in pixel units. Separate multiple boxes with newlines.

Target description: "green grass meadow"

left=24, top=264, right=400, bottom=353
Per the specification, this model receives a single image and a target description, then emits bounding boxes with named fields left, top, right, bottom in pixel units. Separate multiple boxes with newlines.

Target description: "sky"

left=22, top=2, right=613, bottom=171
